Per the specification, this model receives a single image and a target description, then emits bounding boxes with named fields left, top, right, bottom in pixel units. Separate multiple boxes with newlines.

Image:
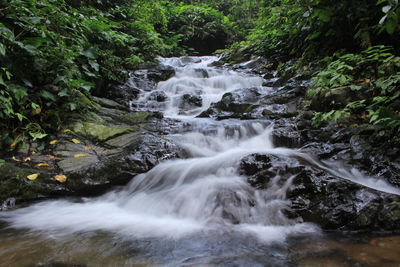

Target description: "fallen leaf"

left=54, top=174, right=67, bottom=183
left=12, top=156, right=21, bottom=162
left=46, top=155, right=62, bottom=161
left=71, top=138, right=80, bottom=144
left=74, top=153, right=87, bottom=158
left=49, top=139, right=58, bottom=145
left=10, top=141, right=17, bottom=148
left=31, top=151, right=37, bottom=155
left=23, top=157, right=31, bottom=162
left=63, top=129, right=71, bottom=133
left=27, top=173, right=39, bottom=180
left=160, top=137, right=168, bottom=140
left=35, top=163, right=49, bottom=167
left=83, top=146, right=92, bottom=151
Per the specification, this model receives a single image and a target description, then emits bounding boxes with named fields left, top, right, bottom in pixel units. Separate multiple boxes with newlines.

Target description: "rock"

left=92, top=96, right=128, bottom=111
left=263, top=78, right=285, bottom=87
left=215, top=88, right=260, bottom=113
left=71, top=122, right=134, bottom=142
left=239, top=152, right=400, bottom=231
left=179, top=94, right=202, bottom=110
left=0, top=99, right=174, bottom=204
left=309, top=86, right=371, bottom=112
left=148, top=91, right=168, bottom=102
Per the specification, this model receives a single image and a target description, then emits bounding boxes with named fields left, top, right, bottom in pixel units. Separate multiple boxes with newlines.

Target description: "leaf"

left=46, top=155, right=61, bottom=161
left=74, top=153, right=87, bottom=158
left=83, top=146, right=92, bottom=151
left=54, top=174, right=67, bottom=183
left=40, top=90, right=57, bottom=102
left=29, top=132, right=47, bottom=140
left=12, top=156, right=21, bottom=162
left=49, top=139, right=58, bottom=145
left=81, top=47, right=96, bottom=59
left=383, top=5, right=392, bottom=13
left=69, top=102, right=77, bottom=111
left=27, top=173, right=39, bottom=181
left=35, top=163, right=49, bottom=167
left=10, top=141, right=17, bottom=148
left=32, top=108, right=42, bottom=115
left=71, top=138, right=80, bottom=144
left=63, top=129, right=72, bottom=133
left=0, top=42, right=6, bottom=56
left=23, top=157, right=31, bottom=162
left=16, top=113, right=27, bottom=122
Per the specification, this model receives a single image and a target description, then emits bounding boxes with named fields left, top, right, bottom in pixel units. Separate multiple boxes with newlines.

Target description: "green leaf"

left=29, top=132, right=47, bottom=140
left=15, top=113, right=27, bottom=122
left=0, top=24, right=15, bottom=41
left=0, top=43, right=6, bottom=56
left=350, top=85, right=362, bottom=91
left=0, top=74, right=6, bottom=87
left=81, top=48, right=96, bottom=59
left=40, top=90, right=57, bottom=102
left=69, top=102, right=77, bottom=111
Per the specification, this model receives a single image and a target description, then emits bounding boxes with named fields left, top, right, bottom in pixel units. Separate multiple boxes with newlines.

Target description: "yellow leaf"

left=74, top=153, right=87, bottom=158
left=63, top=129, right=72, bottom=133
left=31, top=151, right=37, bottom=155
left=71, top=138, right=80, bottom=144
left=32, top=108, right=41, bottom=115
left=46, top=155, right=62, bottom=161
left=12, top=156, right=21, bottom=162
left=54, top=174, right=67, bottom=183
left=49, top=139, right=58, bottom=145
left=27, top=173, right=40, bottom=180
left=10, top=141, right=17, bottom=148
left=23, top=157, right=31, bottom=162
left=35, top=163, right=49, bottom=167
left=83, top=146, right=92, bottom=151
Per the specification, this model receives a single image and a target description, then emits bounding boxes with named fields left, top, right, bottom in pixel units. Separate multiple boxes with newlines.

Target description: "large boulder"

left=0, top=97, right=180, bottom=205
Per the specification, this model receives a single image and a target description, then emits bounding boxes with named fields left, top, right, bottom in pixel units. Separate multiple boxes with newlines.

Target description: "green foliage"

left=168, top=3, right=235, bottom=54
left=0, top=0, right=181, bottom=150
left=229, top=0, right=400, bottom=60
left=309, top=46, right=400, bottom=138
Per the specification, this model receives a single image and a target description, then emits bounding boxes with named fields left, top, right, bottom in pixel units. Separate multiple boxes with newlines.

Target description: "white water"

left=2, top=56, right=399, bottom=246
left=137, top=56, right=263, bottom=118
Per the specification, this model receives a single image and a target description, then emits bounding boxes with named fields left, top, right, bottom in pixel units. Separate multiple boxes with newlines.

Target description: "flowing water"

left=1, top=56, right=400, bottom=266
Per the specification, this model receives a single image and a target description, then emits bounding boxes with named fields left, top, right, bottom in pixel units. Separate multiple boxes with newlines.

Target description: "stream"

left=1, top=56, right=400, bottom=266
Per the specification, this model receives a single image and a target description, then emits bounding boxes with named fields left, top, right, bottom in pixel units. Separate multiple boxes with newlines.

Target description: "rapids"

left=1, top=56, right=399, bottom=266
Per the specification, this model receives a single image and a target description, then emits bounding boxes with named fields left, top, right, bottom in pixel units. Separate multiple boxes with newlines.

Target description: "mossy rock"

left=0, top=162, right=64, bottom=203
left=71, top=122, right=136, bottom=142
left=117, top=112, right=153, bottom=125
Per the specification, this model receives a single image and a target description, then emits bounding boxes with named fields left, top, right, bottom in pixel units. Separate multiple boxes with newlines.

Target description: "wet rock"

left=179, top=94, right=203, bottom=109
left=148, top=91, right=168, bottom=102
left=263, top=78, right=285, bottom=87
left=0, top=198, right=15, bottom=211
left=215, top=88, right=260, bottom=113
left=107, top=65, right=174, bottom=107
left=0, top=98, right=176, bottom=204
left=239, top=152, right=400, bottom=231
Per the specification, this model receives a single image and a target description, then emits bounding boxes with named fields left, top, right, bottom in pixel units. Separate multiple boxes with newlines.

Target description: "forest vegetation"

left=0, top=0, right=399, bottom=151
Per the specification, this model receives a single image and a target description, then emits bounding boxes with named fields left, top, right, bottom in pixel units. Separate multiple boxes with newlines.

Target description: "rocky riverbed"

left=0, top=55, right=399, bottom=266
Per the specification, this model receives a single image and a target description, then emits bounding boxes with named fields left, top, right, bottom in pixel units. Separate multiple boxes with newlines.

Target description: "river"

left=0, top=56, right=399, bottom=266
